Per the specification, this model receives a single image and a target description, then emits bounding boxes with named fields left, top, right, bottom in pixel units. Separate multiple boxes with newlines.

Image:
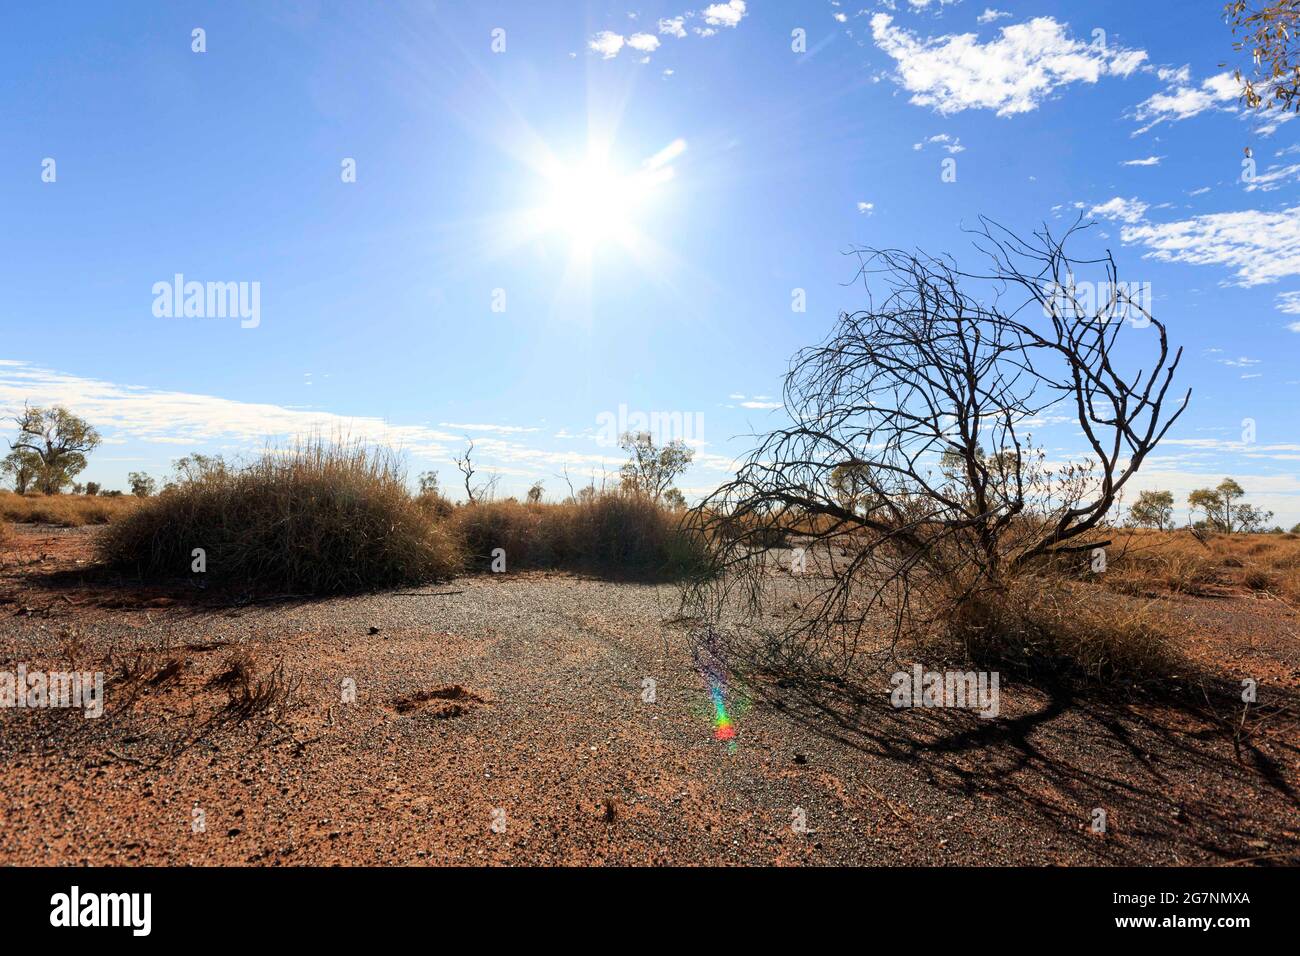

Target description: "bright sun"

left=540, top=157, right=647, bottom=248
left=535, top=140, right=682, bottom=253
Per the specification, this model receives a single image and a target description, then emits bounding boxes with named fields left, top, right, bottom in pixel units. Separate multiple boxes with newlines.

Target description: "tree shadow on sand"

left=723, top=636, right=1300, bottom=865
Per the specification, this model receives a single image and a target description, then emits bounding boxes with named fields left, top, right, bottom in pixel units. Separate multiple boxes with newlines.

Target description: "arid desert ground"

left=2, top=523, right=1296, bottom=866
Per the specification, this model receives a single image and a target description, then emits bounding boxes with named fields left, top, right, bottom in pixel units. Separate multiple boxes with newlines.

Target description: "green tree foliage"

left=1127, top=489, right=1175, bottom=529
left=1, top=448, right=42, bottom=494
left=7, top=405, right=101, bottom=494
left=128, top=472, right=157, bottom=498
left=417, top=470, right=440, bottom=496
left=618, top=431, right=694, bottom=503
left=1188, top=478, right=1273, bottom=533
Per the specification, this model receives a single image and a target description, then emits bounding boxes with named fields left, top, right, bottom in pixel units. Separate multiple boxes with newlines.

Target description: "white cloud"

left=1119, top=205, right=1300, bottom=287
left=1255, top=108, right=1298, bottom=137
left=915, top=133, right=966, bottom=153
left=588, top=31, right=625, bottom=59
left=1121, top=155, right=1163, bottom=166
left=977, top=8, right=1011, bottom=24
left=857, top=201, right=875, bottom=214
left=1088, top=196, right=1149, bottom=224
left=1244, top=161, right=1300, bottom=192
left=658, top=17, right=686, bottom=38
left=626, top=33, right=661, bottom=53
left=701, top=1, right=747, bottom=28
left=1276, top=291, right=1300, bottom=315
left=0, top=361, right=737, bottom=485
left=870, top=15, right=1147, bottom=117
left=438, top=422, right=542, bottom=434
left=1131, top=70, right=1239, bottom=134
left=0, top=360, right=454, bottom=457
left=596, top=6, right=743, bottom=59
left=740, top=400, right=782, bottom=410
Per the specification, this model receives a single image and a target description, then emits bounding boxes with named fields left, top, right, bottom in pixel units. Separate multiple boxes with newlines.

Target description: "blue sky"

left=2, top=0, right=1299, bottom=524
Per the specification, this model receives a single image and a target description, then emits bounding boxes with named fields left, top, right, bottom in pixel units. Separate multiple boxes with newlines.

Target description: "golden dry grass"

left=0, top=490, right=139, bottom=527
left=97, top=440, right=459, bottom=593
left=1105, top=527, right=1300, bottom=603
left=448, top=493, right=707, bottom=579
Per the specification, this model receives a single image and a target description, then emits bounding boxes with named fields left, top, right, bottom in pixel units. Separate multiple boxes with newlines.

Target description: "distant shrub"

left=415, top=491, right=455, bottom=521
left=450, top=492, right=708, bottom=579
left=97, top=440, right=458, bottom=593
left=128, top=472, right=157, bottom=498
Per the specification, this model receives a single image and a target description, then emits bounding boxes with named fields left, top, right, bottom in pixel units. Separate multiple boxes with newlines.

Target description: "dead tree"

left=455, top=440, right=478, bottom=504
left=453, top=438, right=499, bottom=504
left=683, top=218, right=1189, bottom=670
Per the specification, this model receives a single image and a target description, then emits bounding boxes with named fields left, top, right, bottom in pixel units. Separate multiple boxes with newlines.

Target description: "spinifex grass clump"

left=98, top=440, right=458, bottom=593
left=451, top=492, right=708, bottom=579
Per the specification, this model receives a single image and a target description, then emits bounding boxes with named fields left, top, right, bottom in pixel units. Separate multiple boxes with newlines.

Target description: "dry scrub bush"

left=939, top=572, right=1179, bottom=682
left=450, top=492, right=708, bottom=578
left=684, top=221, right=1190, bottom=682
left=0, top=490, right=137, bottom=527
left=97, top=440, right=458, bottom=593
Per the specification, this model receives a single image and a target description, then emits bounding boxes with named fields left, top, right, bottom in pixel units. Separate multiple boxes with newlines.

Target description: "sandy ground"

left=0, top=524, right=1297, bottom=866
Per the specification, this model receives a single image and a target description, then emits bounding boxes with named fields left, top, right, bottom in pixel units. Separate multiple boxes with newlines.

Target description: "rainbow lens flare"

left=710, top=685, right=736, bottom=741
left=694, top=628, right=739, bottom=747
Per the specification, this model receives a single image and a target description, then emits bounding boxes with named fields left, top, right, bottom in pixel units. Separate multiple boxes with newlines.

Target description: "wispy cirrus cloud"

left=0, top=359, right=464, bottom=454
left=0, top=361, right=743, bottom=486
left=1276, top=290, right=1300, bottom=316
left=1118, top=205, right=1300, bottom=287
left=1130, top=69, right=1238, bottom=134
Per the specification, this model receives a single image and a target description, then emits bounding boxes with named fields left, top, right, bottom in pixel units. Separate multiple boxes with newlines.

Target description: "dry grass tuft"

left=0, top=491, right=138, bottom=527
left=210, top=650, right=297, bottom=719
left=917, top=563, right=1181, bottom=684
left=449, top=493, right=707, bottom=579
left=1105, top=528, right=1300, bottom=603
left=96, top=440, right=459, bottom=594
